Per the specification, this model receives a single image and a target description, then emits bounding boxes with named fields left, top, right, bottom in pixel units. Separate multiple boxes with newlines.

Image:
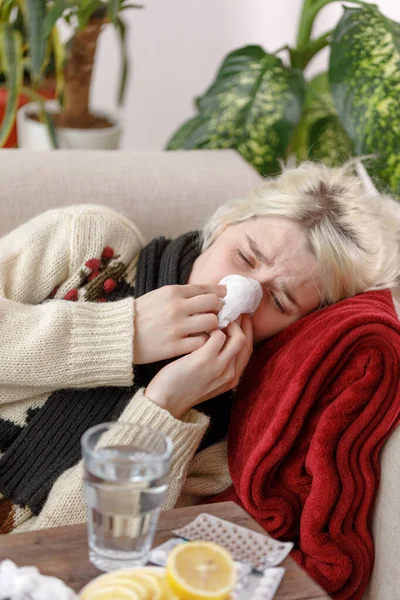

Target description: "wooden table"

left=0, top=501, right=331, bottom=599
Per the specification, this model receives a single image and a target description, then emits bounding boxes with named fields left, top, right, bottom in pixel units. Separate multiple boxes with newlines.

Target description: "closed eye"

left=236, top=249, right=254, bottom=268
left=271, top=292, right=286, bottom=314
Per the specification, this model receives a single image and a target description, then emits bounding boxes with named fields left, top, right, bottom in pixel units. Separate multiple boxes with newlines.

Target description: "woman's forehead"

left=234, top=217, right=307, bottom=253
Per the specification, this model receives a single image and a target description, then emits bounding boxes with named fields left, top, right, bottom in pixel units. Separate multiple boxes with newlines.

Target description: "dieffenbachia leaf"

left=293, top=72, right=353, bottom=165
left=166, top=45, right=305, bottom=175
left=329, top=5, right=400, bottom=194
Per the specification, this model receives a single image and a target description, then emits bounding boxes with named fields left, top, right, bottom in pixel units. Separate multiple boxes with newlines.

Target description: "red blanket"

left=215, top=290, right=400, bottom=599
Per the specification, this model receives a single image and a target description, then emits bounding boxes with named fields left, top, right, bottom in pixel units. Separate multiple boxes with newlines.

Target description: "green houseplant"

left=0, top=0, right=141, bottom=148
left=166, top=0, right=400, bottom=195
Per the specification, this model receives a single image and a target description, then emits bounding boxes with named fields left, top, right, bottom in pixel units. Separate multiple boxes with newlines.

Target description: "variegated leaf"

left=166, top=45, right=305, bottom=175
left=330, top=5, right=400, bottom=193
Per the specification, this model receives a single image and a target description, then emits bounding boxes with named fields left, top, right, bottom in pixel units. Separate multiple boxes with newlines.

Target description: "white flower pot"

left=17, top=101, right=122, bottom=150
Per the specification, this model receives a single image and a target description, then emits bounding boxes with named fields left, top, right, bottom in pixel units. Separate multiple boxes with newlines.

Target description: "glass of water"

left=81, top=422, right=173, bottom=572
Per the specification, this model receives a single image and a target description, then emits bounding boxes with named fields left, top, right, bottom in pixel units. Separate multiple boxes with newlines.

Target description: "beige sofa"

left=0, top=149, right=399, bottom=599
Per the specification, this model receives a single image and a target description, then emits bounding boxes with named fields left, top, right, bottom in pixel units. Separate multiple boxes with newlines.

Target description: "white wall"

left=89, top=0, right=400, bottom=151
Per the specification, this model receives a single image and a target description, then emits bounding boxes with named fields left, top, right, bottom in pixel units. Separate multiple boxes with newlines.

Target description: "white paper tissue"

left=218, top=275, right=263, bottom=328
left=0, top=560, right=78, bottom=600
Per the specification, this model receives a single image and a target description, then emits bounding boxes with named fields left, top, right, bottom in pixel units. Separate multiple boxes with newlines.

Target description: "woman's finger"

left=198, top=328, right=226, bottom=357
left=185, top=293, right=225, bottom=316
left=232, top=315, right=253, bottom=382
left=177, top=333, right=209, bottom=355
left=213, top=316, right=253, bottom=387
left=241, top=314, right=254, bottom=347
left=217, top=321, right=247, bottom=365
left=182, top=283, right=227, bottom=299
left=183, top=313, right=219, bottom=335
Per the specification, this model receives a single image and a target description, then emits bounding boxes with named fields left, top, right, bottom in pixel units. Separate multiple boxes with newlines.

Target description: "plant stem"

left=292, top=29, right=332, bottom=69
left=296, top=0, right=315, bottom=50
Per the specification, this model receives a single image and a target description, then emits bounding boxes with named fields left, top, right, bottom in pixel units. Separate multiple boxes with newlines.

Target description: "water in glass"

left=83, top=435, right=170, bottom=572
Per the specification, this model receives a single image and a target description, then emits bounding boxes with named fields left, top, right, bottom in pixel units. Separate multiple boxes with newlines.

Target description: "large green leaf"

left=166, top=45, right=305, bottom=175
left=26, top=0, right=47, bottom=84
left=329, top=5, right=400, bottom=194
left=293, top=72, right=353, bottom=165
left=0, top=27, right=23, bottom=146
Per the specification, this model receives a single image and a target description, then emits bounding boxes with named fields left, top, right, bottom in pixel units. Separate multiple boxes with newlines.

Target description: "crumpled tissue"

left=0, top=560, right=78, bottom=600
left=218, top=274, right=263, bottom=328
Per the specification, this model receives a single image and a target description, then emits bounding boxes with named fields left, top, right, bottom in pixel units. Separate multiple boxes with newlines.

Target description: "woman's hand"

left=134, top=284, right=226, bottom=364
left=145, top=315, right=253, bottom=418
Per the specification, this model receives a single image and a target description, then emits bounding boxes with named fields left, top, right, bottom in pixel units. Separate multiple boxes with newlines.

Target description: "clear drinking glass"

left=81, top=422, right=173, bottom=572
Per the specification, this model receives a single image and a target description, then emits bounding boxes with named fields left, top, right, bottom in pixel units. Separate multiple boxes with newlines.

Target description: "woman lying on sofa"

left=0, top=161, right=399, bottom=537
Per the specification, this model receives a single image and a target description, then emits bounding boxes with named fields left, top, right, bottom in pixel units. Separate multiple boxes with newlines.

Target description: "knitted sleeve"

left=12, top=389, right=213, bottom=532
left=0, top=205, right=143, bottom=404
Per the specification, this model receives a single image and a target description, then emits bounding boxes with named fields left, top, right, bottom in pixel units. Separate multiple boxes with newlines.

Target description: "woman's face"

left=189, top=217, right=322, bottom=344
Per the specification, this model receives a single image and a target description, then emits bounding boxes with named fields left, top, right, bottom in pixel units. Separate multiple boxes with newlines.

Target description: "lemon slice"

left=81, top=577, right=147, bottom=599
left=80, top=568, right=164, bottom=600
left=149, top=571, right=178, bottom=599
left=166, top=541, right=236, bottom=600
left=81, top=585, right=140, bottom=600
left=120, top=570, right=163, bottom=599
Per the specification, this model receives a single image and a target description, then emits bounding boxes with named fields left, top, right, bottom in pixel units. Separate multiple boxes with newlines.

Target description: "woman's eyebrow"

left=245, top=235, right=270, bottom=264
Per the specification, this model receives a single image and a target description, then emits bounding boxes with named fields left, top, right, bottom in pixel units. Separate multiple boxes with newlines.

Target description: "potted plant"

left=0, top=0, right=142, bottom=149
left=166, top=0, right=400, bottom=196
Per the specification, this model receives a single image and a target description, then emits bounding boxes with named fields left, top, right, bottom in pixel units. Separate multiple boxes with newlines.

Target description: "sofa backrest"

left=0, top=149, right=262, bottom=241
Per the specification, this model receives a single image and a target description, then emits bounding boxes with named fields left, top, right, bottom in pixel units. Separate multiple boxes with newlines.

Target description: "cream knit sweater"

left=0, top=204, right=231, bottom=534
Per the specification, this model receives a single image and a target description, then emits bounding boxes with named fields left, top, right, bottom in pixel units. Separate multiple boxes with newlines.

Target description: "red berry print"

left=85, top=258, right=101, bottom=271
left=103, top=279, right=117, bottom=293
left=64, top=289, right=78, bottom=301
left=102, top=246, right=114, bottom=260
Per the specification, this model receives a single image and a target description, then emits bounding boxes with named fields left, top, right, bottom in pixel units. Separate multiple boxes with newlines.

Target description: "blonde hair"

left=201, top=162, right=400, bottom=305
